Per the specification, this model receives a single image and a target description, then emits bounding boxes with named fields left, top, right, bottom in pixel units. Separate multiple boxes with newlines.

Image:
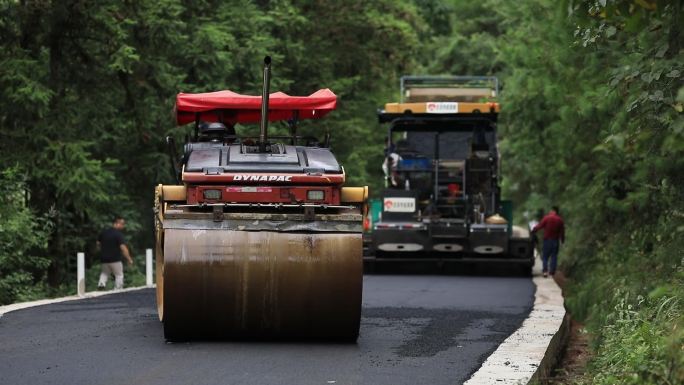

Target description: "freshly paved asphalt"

left=0, top=274, right=534, bottom=385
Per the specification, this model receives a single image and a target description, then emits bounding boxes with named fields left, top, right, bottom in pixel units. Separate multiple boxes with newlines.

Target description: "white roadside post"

left=146, top=248, right=153, bottom=287
left=77, top=252, right=85, bottom=296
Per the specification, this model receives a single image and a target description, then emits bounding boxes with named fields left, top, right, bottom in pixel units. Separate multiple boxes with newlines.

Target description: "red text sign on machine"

left=384, top=197, right=415, bottom=212
left=426, top=102, right=459, bottom=113
left=233, top=175, right=293, bottom=182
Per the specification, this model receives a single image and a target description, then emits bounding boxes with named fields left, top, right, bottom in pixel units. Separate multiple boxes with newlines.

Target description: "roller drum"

left=159, top=229, right=362, bottom=341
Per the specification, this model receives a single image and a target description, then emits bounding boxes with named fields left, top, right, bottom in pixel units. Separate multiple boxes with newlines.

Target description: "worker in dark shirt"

left=97, top=217, right=133, bottom=289
left=531, top=206, right=565, bottom=278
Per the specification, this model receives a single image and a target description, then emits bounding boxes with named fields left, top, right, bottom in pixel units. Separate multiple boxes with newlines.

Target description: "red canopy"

left=175, top=89, right=337, bottom=125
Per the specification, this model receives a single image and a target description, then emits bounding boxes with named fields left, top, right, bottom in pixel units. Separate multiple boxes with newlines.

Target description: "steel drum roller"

left=158, top=229, right=362, bottom=340
left=156, top=57, right=366, bottom=341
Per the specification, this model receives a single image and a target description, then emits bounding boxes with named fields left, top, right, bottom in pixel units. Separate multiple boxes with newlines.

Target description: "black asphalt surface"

left=0, top=274, right=534, bottom=385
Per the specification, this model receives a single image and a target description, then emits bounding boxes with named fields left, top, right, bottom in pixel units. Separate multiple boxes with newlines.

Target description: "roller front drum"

left=158, top=229, right=363, bottom=341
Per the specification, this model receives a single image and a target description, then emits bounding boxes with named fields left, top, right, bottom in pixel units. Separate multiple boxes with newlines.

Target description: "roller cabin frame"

left=164, top=56, right=366, bottom=209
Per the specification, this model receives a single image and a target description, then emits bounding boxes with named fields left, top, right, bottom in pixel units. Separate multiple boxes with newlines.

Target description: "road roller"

left=154, top=57, right=367, bottom=341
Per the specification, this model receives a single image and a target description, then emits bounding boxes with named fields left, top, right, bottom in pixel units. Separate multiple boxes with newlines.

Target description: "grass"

left=562, top=217, right=684, bottom=384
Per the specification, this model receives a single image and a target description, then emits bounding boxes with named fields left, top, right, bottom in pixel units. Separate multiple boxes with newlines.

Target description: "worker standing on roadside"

left=531, top=206, right=565, bottom=278
left=527, top=208, right=545, bottom=256
left=96, top=217, right=134, bottom=290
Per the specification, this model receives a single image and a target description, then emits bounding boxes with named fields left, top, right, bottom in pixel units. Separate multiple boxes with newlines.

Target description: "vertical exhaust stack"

left=259, top=56, right=272, bottom=152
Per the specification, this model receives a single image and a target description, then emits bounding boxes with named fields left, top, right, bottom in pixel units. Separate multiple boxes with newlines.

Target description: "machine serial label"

left=226, top=187, right=273, bottom=193
left=384, top=197, right=416, bottom=212
left=233, top=175, right=293, bottom=182
left=426, top=102, right=459, bottom=113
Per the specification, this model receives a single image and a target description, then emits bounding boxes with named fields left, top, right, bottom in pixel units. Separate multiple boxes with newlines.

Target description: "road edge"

left=463, top=258, right=568, bottom=385
left=0, top=285, right=155, bottom=318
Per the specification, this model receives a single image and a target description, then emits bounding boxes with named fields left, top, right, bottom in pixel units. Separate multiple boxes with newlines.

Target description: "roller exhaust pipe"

left=259, top=56, right=272, bottom=152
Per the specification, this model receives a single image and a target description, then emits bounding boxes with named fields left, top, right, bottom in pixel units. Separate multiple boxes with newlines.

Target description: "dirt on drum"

left=159, top=228, right=363, bottom=340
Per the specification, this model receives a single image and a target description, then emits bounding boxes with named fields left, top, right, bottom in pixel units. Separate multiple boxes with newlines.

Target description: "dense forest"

left=0, top=0, right=682, bottom=383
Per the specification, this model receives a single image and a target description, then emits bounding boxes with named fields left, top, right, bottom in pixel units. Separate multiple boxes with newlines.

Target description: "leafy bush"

left=585, top=287, right=684, bottom=384
left=566, top=217, right=684, bottom=384
left=0, top=167, right=53, bottom=305
left=0, top=0, right=422, bottom=291
left=493, top=1, right=684, bottom=383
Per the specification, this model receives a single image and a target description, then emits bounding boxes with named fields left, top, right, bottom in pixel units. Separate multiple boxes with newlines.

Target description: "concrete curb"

left=530, top=314, right=570, bottom=384
left=464, top=257, right=568, bottom=385
left=0, top=285, right=155, bottom=318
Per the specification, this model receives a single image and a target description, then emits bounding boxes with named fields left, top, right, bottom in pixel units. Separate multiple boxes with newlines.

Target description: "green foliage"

left=0, top=168, right=52, bottom=305
left=496, top=0, right=684, bottom=383
left=0, top=0, right=421, bottom=292
left=424, top=0, right=506, bottom=75
left=564, top=215, right=684, bottom=384
left=586, top=285, right=684, bottom=385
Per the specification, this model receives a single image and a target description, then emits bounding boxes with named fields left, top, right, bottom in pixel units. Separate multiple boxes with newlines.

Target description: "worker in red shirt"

left=531, top=206, right=565, bottom=277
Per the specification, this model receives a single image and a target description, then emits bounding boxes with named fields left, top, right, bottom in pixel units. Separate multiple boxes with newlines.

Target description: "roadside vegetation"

left=497, top=2, right=683, bottom=384
left=0, top=1, right=681, bottom=383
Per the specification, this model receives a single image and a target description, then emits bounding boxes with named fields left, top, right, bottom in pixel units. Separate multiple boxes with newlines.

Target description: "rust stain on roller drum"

left=160, top=229, right=362, bottom=341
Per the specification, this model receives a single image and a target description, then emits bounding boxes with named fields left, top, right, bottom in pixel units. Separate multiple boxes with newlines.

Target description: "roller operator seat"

left=198, top=122, right=238, bottom=143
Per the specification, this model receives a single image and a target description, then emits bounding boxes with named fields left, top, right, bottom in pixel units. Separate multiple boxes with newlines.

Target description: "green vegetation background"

left=0, top=1, right=681, bottom=383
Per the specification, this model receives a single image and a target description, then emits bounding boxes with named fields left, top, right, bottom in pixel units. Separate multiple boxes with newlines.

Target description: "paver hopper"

left=154, top=57, right=367, bottom=341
